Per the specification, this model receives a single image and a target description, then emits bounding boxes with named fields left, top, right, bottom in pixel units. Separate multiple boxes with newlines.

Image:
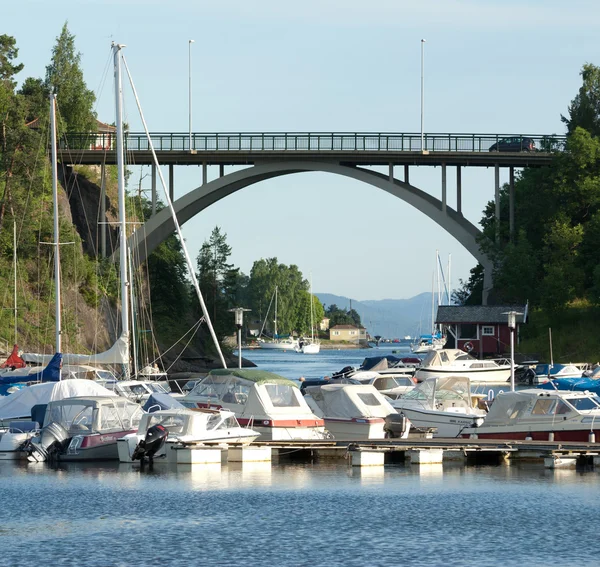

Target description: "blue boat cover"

left=538, top=377, right=600, bottom=395
left=0, top=353, right=62, bottom=385
left=142, top=392, right=185, bottom=413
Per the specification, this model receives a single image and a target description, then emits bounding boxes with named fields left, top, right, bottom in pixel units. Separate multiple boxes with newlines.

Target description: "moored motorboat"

left=303, top=383, right=400, bottom=440
left=118, top=408, right=260, bottom=462
left=181, top=369, right=326, bottom=440
left=415, top=349, right=511, bottom=384
left=26, top=396, right=143, bottom=462
left=462, top=389, right=600, bottom=442
left=390, top=376, right=486, bottom=437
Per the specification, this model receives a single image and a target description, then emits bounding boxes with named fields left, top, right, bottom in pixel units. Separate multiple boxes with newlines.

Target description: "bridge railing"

left=61, top=132, right=566, bottom=153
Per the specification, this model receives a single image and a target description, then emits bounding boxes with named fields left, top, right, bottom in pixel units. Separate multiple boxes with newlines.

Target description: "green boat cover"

left=208, top=368, right=298, bottom=387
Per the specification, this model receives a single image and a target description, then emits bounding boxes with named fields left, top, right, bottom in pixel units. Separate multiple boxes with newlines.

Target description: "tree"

left=196, top=226, right=239, bottom=339
left=0, top=35, right=24, bottom=85
left=562, top=64, right=600, bottom=137
left=325, top=304, right=362, bottom=329
left=45, top=22, right=96, bottom=134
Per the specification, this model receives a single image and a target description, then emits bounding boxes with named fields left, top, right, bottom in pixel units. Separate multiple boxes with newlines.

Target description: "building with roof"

left=329, top=324, right=367, bottom=344
left=436, top=304, right=528, bottom=358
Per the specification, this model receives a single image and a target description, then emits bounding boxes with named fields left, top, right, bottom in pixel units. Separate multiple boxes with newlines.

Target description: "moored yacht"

left=181, top=369, right=326, bottom=440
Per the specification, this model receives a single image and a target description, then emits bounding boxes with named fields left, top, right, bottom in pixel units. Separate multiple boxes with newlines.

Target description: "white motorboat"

left=391, top=376, right=486, bottom=437
left=0, top=421, right=39, bottom=460
left=117, top=408, right=260, bottom=462
left=415, top=349, right=511, bottom=384
left=113, top=380, right=176, bottom=404
left=26, top=396, right=143, bottom=462
left=304, top=384, right=399, bottom=440
left=462, top=389, right=600, bottom=442
left=181, top=369, right=326, bottom=441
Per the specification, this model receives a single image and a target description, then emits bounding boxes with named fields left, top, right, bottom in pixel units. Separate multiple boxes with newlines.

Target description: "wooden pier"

left=250, top=438, right=600, bottom=468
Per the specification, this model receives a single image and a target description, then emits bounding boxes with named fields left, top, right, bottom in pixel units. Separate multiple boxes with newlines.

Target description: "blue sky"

left=5, top=0, right=597, bottom=300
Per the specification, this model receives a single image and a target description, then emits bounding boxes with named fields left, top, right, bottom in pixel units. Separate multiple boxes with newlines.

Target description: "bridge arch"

left=123, top=161, right=493, bottom=301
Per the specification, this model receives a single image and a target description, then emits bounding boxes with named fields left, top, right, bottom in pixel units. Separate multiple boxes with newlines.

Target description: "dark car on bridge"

left=489, top=137, right=536, bottom=152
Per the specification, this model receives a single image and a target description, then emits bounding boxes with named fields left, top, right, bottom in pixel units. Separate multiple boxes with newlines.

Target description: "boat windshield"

left=264, top=384, right=301, bottom=407
left=565, top=396, right=600, bottom=411
left=147, top=413, right=189, bottom=435
left=372, top=377, right=401, bottom=391
left=98, top=401, right=142, bottom=432
left=46, top=402, right=96, bottom=433
left=147, top=383, right=168, bottom=393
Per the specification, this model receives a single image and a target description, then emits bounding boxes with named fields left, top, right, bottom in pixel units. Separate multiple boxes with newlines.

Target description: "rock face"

left=60, top=165, right=117, bottom=257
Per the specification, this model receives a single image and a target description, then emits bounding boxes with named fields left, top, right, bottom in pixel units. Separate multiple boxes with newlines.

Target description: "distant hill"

left=316, top=292, right=440, bottom=339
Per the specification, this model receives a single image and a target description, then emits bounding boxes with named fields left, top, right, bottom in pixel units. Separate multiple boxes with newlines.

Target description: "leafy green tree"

left=45, top=22, right=96, bottom=134
left=562, top=64, right=600, bottom=137
left=325, top=304, right=362, bottom=328
left=0, top=35, right=24, bottom=85
left=196, top=226, right=239, bottom=339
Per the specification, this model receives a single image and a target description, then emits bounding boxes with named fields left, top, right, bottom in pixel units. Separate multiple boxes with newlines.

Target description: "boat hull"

left=397, top=407, right=483, bottom=438
left=301, top=343, right=320, bottom=354
left=323, top=417, right=385, bottom=441
left=415, top=367, right=511, bottom=384
left=258, top=341, right=299, bottom=351
left=463, top=428, right=600, bottom=443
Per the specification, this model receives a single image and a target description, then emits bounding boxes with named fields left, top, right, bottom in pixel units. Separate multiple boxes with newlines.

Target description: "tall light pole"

left=504, top=311, right=523, bottom=392
left=420, top=39, right=426, bottom=152
left=229, top=307, right=251, bottom=369
left=188, top=39, right=195, bottom=152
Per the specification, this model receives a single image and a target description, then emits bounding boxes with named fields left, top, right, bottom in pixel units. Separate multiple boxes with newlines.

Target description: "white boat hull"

left=301, top=343, right=320, bottom=354
left=258, top=341, right=299, bottom=351
left=323, top=418, right=386, bottom=441
left=415, top=367, right=511, bottom=384
left=397, top=407, right=484, bottom=438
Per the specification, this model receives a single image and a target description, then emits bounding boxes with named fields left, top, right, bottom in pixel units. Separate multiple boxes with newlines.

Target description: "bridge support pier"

left=100, top=164, right=106, bottom=258
left=151, top=164, right=157, bottom=216
left=169, top=164, right=174, bottom=202
left=389, top=163, right=394, bottom=182
left=494, top=164, right=500, bottom=244
left=509, top=167, right=515, bottom=241
left=456, top=166, right=462, bottom=215
left=219, top=164, right=224, bottom=178
left=404, top=165, right=410, bottom=184
left=441, top=163, right=447, bottom=213
left=203, top=162, right=207, bottom=185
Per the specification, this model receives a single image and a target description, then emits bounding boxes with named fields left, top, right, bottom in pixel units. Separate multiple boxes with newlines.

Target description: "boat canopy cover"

left=0, top=379, right=114, bottom=421
left=22, top=331, right=129, bottom=366
left=1, top=345, right=26, bottom=369
left=208, top=368, right=297, bottom=387
left=538, top=378, right=600, bottom=395
left=535, top=363, right=581, bottom=377
left=0, top=353, right=62, bottom=385
left=143, top=392, right=186, bottom=413
left=420, top=349, right=473, bottom=367
left=306, top=384, right=395, bottom=419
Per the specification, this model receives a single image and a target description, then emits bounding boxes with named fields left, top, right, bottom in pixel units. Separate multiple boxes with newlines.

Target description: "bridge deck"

left=59, top=149, right=554, bottom=167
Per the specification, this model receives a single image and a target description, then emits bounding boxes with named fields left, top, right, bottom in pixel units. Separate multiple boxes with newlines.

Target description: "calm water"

left=3, top=346, right=600, bottom=566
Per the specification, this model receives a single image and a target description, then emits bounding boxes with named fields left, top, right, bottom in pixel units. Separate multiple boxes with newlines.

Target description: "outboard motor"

left=384, top=413, right=411, bottom=439
left=131, top=424, right=168, bottom=462
left=25, top=422, right=70, bottom=462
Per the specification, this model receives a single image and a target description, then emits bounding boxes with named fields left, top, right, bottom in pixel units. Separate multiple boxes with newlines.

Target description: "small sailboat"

left=298, top=276, right=320, bottom=354
left=257, top=286, right=299, bottom=351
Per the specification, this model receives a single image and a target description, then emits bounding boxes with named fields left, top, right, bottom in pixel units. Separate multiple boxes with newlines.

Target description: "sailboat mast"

left=13, top=221, right=17, bottom=345
left=274, top=286, right=278, bottom=339
left=310, top=275, right=314, bottom=342
left=113, top=44, right=130, bottom=377
left=128, top=247, right=138, bottom=378
left=50, top=93, right=62, bottom=354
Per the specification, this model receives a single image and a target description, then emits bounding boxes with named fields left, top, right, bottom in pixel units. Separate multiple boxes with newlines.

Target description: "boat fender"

left=463, top=342, right=474, bottom=353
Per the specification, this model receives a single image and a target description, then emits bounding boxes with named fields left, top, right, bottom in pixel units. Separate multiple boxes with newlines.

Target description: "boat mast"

left=13, top=221, right=17, bottom=345
left=274, top=285, right=278, bottom=339
left=128, top=247, right=138, bottom=378
left=113, top=44, right=130, bottom=378
left=310, top=275, right=315, bottom=342
left=50, top=93, right=62, bottom=354
left=120, top=53, right=227, bottom=368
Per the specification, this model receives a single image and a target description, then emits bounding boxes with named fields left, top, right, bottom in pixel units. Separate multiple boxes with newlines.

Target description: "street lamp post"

left=420, top=39, right=426, bottom=152
left=229, top=307, right=251, bottom=369
left=504, top=311, right=522, bottom=392
left=188, top=39, right=195, bottom=152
